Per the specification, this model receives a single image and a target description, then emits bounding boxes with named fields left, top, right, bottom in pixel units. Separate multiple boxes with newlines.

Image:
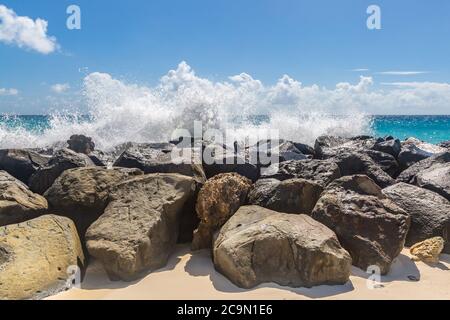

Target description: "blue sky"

left=1, top=0, right=450, bottom=114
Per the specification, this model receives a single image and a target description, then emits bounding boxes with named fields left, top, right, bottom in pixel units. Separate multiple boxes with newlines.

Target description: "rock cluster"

left=0, top=134, right=449, bottom=299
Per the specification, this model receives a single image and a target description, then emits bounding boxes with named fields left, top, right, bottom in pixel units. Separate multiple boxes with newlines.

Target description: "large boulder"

left=415, top=162, right=450, bottom=201
left=0, top=215, right=85, bottom=300
left=0, top=171, right=48, bottom=227
left=0, top=149, right=49, bottom=184
left=311, top=175, right=410, bottom=274
left=372, top=137, right=401, bottom=158
left=314, top=135, right=376, bottom=159
left=44, top=167, right=143, bottom=235
left=192, top=173, right=252, bottom=250
left=398, top=138, right=447, bottom=168
left=248, top=178, right=323, bottom=214
left=262, top=159, right=341, bottom=187
left=332, top=153, right=395, bottom=188
left=67, top=134, right=95, bottom=155
left=86, top=174, right=196, bottom=281
left=113, top=142, right=206, bottom=182
left=213, top=205, right=352, bottom=289
left=397, top=152, right=450, bottom=183
left=383, top=183, right=450, bottom=253
left=364, top=150, right=400, bottom=178
left=29, top=148, right=95, bottom=194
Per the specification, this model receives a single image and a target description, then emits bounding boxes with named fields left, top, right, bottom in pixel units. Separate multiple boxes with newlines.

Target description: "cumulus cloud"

left=51, top=83, right=70, bottom=93
left=0, top=5, right=58, bottom=54
left=0, top=88, right=18, bottom=96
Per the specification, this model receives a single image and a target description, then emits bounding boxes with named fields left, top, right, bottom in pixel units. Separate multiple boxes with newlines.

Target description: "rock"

left=276, top=141, right=310, bottom=162
left=0, top=171, right=48, bottom=227
left=44, top=167, right=143, bottom=236
left=67, top=135, right=95, bottom=154
left=364, top=150, right=400, bottom=177
left=372, top=138, right=401, bottom=158
left=398, top=138, right=447, bottom=168
left=410, top=237, right=445, bottom=263
left=333, top=153, right=395, bottom=188
left=192, top=173, right=253, bottom=250
left=113, top=142, right=206, bottom=182
left=292, top=142, right=315, bottom=157
left=314, top=135, right=376, bottom=159
left=311, top=175, right=410, bottom=274
left=248, top=178, right=323, bottom=214
left=397, top=152, right=450, bottom=183
left=383, top=183, right=450, bottom=253
left=415, top=163, right=450, bottom=201
left=439, top=141, right=450, bottom=149
left=86, top=174, right=196, bottom=281
left=29, top=148, right=95, bottom=194
left=0, top=149, right=49, bottom=184
left=213, top=205, right=352, bottom=289
left=262, top=159, right=341, bottom=187
left=0, top=215, right=85, bottom=300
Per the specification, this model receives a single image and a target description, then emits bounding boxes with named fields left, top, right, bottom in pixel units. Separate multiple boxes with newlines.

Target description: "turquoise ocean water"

left=0, top=115, right=449, bottom=147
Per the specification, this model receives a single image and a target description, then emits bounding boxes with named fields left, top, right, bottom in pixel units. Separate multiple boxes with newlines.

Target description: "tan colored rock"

left=192, top=173, right=252, bottom=250
left=0, top=215, right=85, bottom=300
left=0, top=171, right=48, bottom=226
left=410, top=237, right=445, bottom=263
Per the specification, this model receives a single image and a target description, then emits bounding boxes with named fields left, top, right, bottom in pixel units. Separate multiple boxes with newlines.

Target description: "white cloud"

left=51, top=83, right=70, bottom=93
left=377, top=71, right=429, bottom=75
left=351, top=68, right=369, bottom=72
left=0, top=5, right=58, bottom=54
left=0, top=88, right=18, bottom=96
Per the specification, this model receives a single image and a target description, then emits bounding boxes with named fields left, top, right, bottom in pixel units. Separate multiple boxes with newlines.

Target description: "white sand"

left=48, top=245, right=450, bottom=300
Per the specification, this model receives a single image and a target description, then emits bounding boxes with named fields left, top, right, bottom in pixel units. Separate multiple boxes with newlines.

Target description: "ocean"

left=0, top=114, right=449, bottom=150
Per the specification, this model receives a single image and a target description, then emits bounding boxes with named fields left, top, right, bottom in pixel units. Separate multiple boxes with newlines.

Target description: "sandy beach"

left=48, top=245, right=450, bottom=300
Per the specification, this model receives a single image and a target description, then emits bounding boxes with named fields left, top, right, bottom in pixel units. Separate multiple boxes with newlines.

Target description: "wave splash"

left=0, top=62, right=372, bottom=150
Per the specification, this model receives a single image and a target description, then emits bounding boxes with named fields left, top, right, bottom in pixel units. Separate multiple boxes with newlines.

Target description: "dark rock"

left=364, top=150, right=400, bottom=177
left=439, top=140, right=450, bottom=149
left=248, top=178, right=323, bottom=214
left=397, top=152, right=450, bottom=183
left=29, top=148, right=95, bottom=194
left=67, top=135, right=95, bottom=154
left=0, top=149, right=49, bottom=184
left=311, top=175, right=410, bottom=274
left=372, top=138, right=401, bottom=158
left=383, top=183, right=450, bottom=253
left=262, top=159, right=341, bottom=187
left=415, top=162, right=450, bottom=201
left=213, top=205, right=352, bottom=288
left=314, top=135, right=376, bottom=159
left=398, top=138, right=447, bottom=168
left=86, top=174, right=196, bottom=281
left=333, top=152, right=395, bottom=188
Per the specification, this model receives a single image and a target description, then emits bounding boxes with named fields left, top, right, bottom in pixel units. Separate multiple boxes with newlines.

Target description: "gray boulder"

left=398, top=138, right=447, bottom=168
left=383, top=183, right=450, bottom=253
left=397, top=152, right=450, bottom=183
left=312, top=175, right=410, bottom=274
left=0, top=149, right=49, bottom=184
left=213, top=205, right=352, bottom=288
left=86, top=174, right=196, bottom=281
left=248, top=178, right=323, bottom=214
left=415, top=162, right=450, bottom=201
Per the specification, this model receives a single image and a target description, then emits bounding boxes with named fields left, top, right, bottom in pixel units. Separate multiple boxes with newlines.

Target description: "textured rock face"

left=314, top=135, right=376, bottom=159
left=372, top=138, right=401, bottom=158
left=0, top=215, right=85, bottom=300
left=0, top=171, right=48, bottom=227
left=383, top=183, right=450, bottom=253
left=248, top=178, right=323, bottom=214
left=398, top=138, right=447, bottom=168
left=397, top=152, right=450, bottom=183
left=0, top=149, right=49, bottom=184
left=29, top=148, right=95, bottom=194
left=113, top=142, right=206, bottom=182
left=86, top=174, right=196, bottom=281
left=67, top=135, right=95, bottom=155
left=364, top=150, right=400, bottom=177
left=213, top=205, right=352, bottom=289
left=333, top=153, right=395, bottom=188
left=415, top=163, right=450, bottom=201
left=192, top=173, right=253, bottom=250
left=44, top=167, right=143, bottom=235
left=262, top=159, right=341, bottom=187
left=410, top=237, right=445, bottom=263
left=311, top=175, right=410, bottom=274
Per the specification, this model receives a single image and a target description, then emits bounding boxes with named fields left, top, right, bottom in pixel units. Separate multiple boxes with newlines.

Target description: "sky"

left=0, top=0, right=450, bottom=115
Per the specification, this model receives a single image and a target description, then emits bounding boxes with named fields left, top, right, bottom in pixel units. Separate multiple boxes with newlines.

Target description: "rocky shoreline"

left=0, top=134, right=449, bottom=299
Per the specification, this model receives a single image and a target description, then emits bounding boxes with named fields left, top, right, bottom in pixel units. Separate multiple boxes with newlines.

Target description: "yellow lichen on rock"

left=410, top=237, right=444, bottom=263
left=0, top=215, right=85, bottom=300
